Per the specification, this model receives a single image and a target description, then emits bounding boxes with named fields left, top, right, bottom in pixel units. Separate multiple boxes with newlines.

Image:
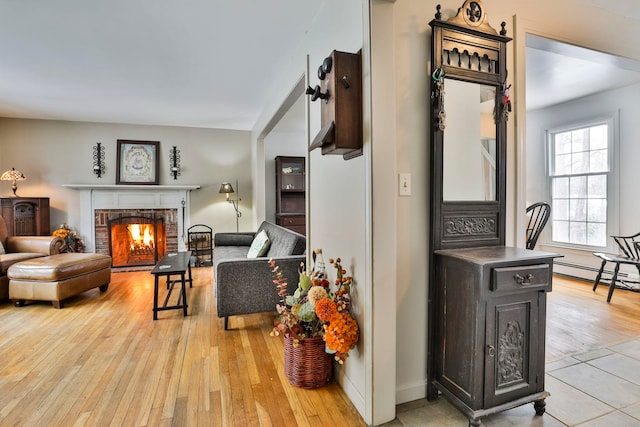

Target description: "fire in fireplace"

left=108, top=216, right=166, bottom=268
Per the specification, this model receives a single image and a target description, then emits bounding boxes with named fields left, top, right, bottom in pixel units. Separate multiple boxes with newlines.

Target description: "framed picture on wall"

left=116, top=140, right=160, bottom=185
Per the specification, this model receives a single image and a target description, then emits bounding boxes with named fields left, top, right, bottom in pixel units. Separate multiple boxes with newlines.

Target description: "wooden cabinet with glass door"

left=275, top=156, right=305, bottom=235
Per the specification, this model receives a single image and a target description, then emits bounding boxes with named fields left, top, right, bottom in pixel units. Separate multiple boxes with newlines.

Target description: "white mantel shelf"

left=63, top=184, right=200, bottom=190
left=65, top=184, right=200, bottom=253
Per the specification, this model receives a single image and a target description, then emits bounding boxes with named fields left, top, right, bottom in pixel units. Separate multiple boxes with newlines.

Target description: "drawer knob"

left=514, top=273, right=534, bottom=285
left=487, top=345, right=496, bottom=357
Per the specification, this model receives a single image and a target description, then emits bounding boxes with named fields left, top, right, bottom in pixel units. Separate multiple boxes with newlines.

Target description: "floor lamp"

left=219, top=180, right=241, bottom=231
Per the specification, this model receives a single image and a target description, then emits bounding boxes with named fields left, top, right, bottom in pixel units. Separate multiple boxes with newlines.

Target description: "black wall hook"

left=306, top=85, right=330, bottom=102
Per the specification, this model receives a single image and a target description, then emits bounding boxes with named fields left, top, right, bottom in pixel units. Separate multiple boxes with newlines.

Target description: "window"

left=549, top=121, right=612, bottom=248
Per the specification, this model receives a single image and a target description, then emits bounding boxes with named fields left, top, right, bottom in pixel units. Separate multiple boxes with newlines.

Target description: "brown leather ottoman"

left=8, top=253, right=112, bottom=309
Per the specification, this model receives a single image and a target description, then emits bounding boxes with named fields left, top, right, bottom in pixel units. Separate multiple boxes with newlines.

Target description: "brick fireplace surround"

left=63, top=185, right=200, bottom=255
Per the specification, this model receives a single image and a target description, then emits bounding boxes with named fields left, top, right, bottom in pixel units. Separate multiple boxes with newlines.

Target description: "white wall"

left=0, top=118, right=253, bottom=236
left=527, top=82, right=640, bottom=279
left=252, top=0, right=374, bottom=421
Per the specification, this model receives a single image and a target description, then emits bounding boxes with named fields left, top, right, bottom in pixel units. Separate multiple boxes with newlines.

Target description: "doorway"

left=521, top=33, right=640, bottom=281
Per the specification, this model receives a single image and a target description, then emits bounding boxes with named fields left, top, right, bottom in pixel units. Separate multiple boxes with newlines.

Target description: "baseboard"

left=334, top=364, right=366, bottom=422
left=395, top=379, right=428, bottom=405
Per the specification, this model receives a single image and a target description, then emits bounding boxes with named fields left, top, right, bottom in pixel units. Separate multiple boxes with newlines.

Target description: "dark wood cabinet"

left=433, top=246, right=558, bottom=425
left=427, top=2, right=560, bottom=425
left=0, top=197, right=50, bottom=236
left=275, top=156, right=305, bottom=235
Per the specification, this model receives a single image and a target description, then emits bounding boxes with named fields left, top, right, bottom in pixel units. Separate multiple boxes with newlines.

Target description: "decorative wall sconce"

left=218, top=180, right=241, bottom=231
left=93, top=142, right=105, bottom=178
left=0, top=167, right=26, bottom=196
left=169, top=146, right=181, bottom=180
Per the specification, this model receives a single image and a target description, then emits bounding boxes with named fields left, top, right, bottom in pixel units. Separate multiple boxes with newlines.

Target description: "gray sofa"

left=214, top=221, right=306, bottom=329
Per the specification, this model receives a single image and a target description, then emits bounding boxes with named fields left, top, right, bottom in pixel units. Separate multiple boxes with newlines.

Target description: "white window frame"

left=546, top=113, right=619, bottom=253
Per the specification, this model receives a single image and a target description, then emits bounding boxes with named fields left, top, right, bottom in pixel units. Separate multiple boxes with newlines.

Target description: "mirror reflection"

left=443, top=79, right=497, bottom=201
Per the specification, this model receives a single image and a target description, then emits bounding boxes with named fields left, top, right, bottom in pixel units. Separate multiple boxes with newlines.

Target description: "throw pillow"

left=0, top=240, right=5, bottom=255
left=247, top=230, right=271, bottom=258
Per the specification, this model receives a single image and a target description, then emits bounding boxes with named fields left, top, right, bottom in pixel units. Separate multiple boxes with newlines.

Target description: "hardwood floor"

left=547, top=275, right=640, bottom=362
left=0, top=267, right=365, bottom=427
left=2, top=270, right=640, bottom=426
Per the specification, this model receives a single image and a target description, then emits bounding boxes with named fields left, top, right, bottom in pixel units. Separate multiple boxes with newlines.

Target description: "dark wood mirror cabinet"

left=427, top=1, right=560, bottom=425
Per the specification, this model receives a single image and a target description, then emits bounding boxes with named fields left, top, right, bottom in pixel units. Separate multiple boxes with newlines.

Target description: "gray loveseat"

left=214, top=221, right=306, bottom=329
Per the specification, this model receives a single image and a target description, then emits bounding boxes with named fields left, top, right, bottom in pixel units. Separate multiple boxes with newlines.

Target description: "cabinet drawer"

left=278, top=216, right=305, bottom=226
left=491, top=264, right=550, bottom=292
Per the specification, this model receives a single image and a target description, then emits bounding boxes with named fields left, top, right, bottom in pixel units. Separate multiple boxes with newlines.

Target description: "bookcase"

left=275, top=156, right=305, bottom=235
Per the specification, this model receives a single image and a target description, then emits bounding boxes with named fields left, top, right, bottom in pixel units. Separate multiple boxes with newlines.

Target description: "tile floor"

left=381, top=338, right=640, bottom=426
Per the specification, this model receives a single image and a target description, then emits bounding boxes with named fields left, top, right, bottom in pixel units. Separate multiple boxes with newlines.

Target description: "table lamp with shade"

left=1, top=168, right=26, bottom=196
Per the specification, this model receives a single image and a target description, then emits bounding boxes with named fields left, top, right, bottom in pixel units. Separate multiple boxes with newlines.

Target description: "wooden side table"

left=150, top=251, right=192, bottom=320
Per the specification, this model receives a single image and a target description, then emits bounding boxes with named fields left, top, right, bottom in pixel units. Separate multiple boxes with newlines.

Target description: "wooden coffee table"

left=150, top=251, right=192, bottom=320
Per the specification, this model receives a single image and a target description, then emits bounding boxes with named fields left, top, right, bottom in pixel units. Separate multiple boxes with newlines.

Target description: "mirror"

left=443, top=79, right=497, bottom=201
left=428, top=0, right=510, bottom=252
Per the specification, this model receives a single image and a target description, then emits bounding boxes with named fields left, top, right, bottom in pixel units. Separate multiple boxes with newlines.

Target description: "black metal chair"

left=593, top=232, right=640, bottom=302
left=525, top=202, right=551, bottom=250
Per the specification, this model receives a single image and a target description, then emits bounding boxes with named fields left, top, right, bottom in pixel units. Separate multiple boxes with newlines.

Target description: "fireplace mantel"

left=63, top=184, right=201, bottom=191
left=64, top=184, right=200, bottom=252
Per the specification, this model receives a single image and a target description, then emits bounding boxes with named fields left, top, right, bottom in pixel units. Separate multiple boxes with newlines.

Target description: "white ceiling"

left=526, top=35, right=640, bottom=111
left=1, top=1, right=640, bottom=131
left=0, top=1, right=323, bottom=131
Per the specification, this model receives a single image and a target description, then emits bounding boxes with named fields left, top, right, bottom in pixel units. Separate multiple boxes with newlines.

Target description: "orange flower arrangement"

left=324, top=312, right=360, bottom=361
left=269, top=249, right=360, bottom=364
left=315, top=298, right=337, bottom=322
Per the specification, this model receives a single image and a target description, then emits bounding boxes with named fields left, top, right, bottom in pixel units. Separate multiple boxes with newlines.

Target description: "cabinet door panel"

left=484, top=292, right=543, bottom=408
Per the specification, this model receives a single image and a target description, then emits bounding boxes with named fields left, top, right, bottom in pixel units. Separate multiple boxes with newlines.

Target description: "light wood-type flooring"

left=546, top=275, right=640, bottom=362
left=0, top=267, right=364, bottom=427
left=1, top=269, right=639, bottom=426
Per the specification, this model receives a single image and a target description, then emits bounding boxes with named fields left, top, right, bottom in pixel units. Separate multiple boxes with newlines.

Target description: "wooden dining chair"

left=525, top=202, right=551, bottom=250
left=593, top=232, right=640, bottom=302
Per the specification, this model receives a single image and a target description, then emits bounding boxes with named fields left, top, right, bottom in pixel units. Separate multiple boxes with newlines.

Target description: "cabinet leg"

left=469, top=418, right=481, bottom=427
left=534, top=399, right=546, bottom=416
left=426, top=383, right=439, bottom=401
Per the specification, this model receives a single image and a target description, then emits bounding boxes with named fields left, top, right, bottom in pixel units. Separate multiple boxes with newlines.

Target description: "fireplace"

left=63, top=185, right=200, bottom=255
left=108, top=215, right=166, bottom=268
left=95, top=208, right=178, bottom=268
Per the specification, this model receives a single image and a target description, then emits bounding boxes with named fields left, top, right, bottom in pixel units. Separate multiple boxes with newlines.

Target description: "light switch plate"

left=399, top=173, right=411, bottom=196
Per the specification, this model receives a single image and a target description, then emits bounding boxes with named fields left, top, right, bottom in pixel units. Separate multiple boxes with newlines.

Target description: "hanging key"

left=502, top=83, right=511, bottom=122
left=438, top=80, right=446, bottom=131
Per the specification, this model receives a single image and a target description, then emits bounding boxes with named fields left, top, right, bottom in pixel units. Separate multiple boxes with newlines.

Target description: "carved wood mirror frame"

left=427, top=0, right=511, bottom=399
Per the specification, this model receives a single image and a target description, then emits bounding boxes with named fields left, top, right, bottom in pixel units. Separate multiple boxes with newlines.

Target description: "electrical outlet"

left=399, top=173, right=411, bottom=196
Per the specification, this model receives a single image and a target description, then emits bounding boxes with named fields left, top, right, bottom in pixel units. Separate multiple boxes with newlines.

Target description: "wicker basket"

left=284, top=336, right=332, bottom=389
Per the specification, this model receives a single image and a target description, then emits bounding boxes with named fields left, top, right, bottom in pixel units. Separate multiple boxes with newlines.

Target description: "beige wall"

left=0, top=118, right=252, bottom=234
left=3, top=1, right=640, bottom=425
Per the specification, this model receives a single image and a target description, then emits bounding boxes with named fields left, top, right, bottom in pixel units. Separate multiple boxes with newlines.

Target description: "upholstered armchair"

left=0, top=216, right=66, bottom=300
